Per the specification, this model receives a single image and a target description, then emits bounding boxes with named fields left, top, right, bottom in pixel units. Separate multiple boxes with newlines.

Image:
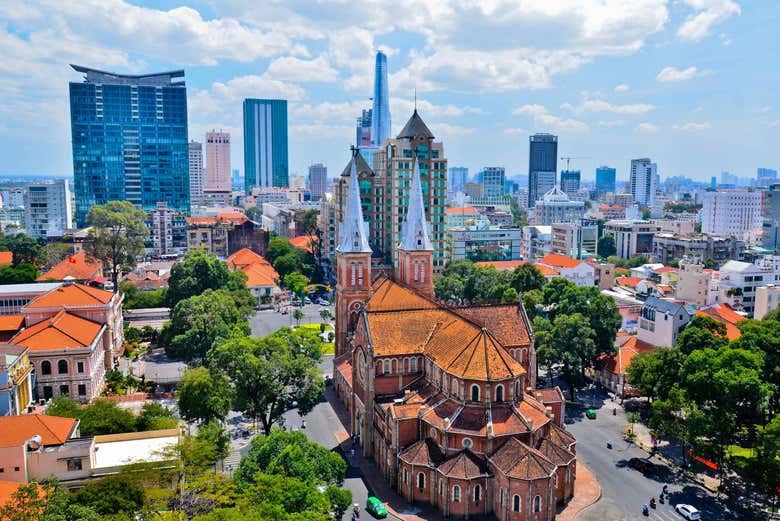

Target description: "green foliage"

left=0, top=262, right=39, bottom=283
left=703, top=257, right=719, bottom=270
left=510, top=263, right=546, bottom=294
left=71, top=475, right=146, bottom=515
left=119, top=281, right=167, bottom=309
left=245, top=206, right=263, bottom=221
left=42, top=243, right=72, bottom=270
left=434, top=259, right=519, bottom=305
left=165, top=249, right=233, bottom=308
left=83, top=201, right=149, bottom=291
left=325, top=485, right=352, bottom=519
left=78, top=399, right=139, bottom=436
left=177, top=367, right=233, bottom=425
left=676, top=315, right=728, bottom=355
left=626, top=347, right=685, bottom=402
left=137, top=401, right=177, bottom=431
left=597, top=233, right=616, bottom=258
left=534, top=313, right=596, bottom=400
left=664, top=202, right=702, bottom=214
left=46, top=396, right=82, bottom=418
left=265, top=237, right=312, bottom=279
left=606, top=254, right=648, bottom=268
left=0, top=233, right=46, bottom=266
left=283, top=272, right=309, bottom=296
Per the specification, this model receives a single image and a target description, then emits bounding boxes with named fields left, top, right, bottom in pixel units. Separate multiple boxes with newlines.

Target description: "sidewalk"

left=556, top=461, right=601, bottom=521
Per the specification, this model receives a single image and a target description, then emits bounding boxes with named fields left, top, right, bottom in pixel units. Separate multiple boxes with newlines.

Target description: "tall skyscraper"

left=370, top=51, right=391, bottom=148
left=448, top=167, right=468, bottom=193
left=69, top=65, right=189, bottom=225
left=188, top=141, right=205, bottom=207
left=758, top=168, right=778, bottom=187
left=762, top=184, right=780, bottom=251
left=595, top=166, right=616, bottom=195
left=205, top=130, right=231, bottom=191
left=243, top=99, right=288, bottom=192
left=308, top=163, right=328, bottom=201
left=23, top=180, right=73, bottom=238
left=528, top=133, right=558, bottom=207
left=483, top=167, right=506, bottom=198
left=356, top=109, right=372, bottom=148
left=630, top=158, right=657, bottom=206
left=560, top=170, right=581, bottom=197
left=231, top=169, right=242, bottom=190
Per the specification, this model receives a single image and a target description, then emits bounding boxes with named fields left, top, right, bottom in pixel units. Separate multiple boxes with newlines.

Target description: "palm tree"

left=293, top=308, right=304, bottom=327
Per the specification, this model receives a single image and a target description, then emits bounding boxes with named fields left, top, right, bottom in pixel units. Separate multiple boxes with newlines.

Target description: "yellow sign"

left=10, top=354, right=32, bottom=385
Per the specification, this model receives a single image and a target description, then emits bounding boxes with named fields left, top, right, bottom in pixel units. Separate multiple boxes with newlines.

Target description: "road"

left=249, top=302, right=333, bottom=337
left=568, top=387, right=748, bottom=521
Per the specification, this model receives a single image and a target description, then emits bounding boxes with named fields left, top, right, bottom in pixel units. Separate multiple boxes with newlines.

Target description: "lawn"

left=297, top=323, right=335, bottom=355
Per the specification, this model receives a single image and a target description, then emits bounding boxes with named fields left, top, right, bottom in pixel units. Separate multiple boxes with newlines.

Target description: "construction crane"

left=560, top=156, right=590, bottom=170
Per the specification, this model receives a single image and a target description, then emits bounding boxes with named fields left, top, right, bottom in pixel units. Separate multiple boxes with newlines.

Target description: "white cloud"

left=290, top=101, right=366, bottom=124
left=392, top=98, right=485, bottom=118
left=759, top=106, right=772, bottom=113
left=614, top=84, right=630, bottom=92
left=656, top=66, right=701, bottom=82
left=266, top=55, right=339, bottom=83
left=673, top=121, right=712, bottom=131
left=634, top=122, right=660, bottom=133
left=430, top=123, right=475, bottom=138
left=513, top=104, right=589, bottom=133
left=290, top=123, right=354, bottom=139
left=597, top=120, right=626, bottom=128
left=677, top=0, right=741, bottom=42
left=569, top=98, right=654, bottom=115
left=503, top=127, right=528, bottom=136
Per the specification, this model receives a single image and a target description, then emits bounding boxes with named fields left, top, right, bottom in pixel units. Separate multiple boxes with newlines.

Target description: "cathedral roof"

left=367, top=276, right=438, bottom=312
left=340, top=150, right=373, bottom=177
left=399, top=438, right=444, bottom=468
left=337, top=154, right=372, bottom=254
left=547, top=422, right=577, bottom=450
left=489, top=437, right=556, bottom=480
left=536, top=438, right=575, bottom=466
left=397, top=109, right=434, bottom=140
left=437, top=450, right=489, bottom=479
left=399, top=158, right=433, bottom=252
left=450, top=304, right=532, bottom=348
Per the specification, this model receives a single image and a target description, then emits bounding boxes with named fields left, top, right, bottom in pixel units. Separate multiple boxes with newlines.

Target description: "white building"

left=630, top=158, right=657, bottom=207
left=533, top=186, right=585, bottom=226
left=537, top=253, right=596, bottom=287
left=551, top=222, right=598, bottom=260
left=675, top=259, right=717, bottom=309
left=604, top=220, right=660, bottom=259
left=637, top=296, right=693, bottom=348
left=23, top=180, right=72, bottom=238
left=719, top=260, right=769, bottom=316
left=701, top=190, right=761, bottom=239
left=205, top=130, right=231, bottom=191
left=307, top=163, right=327, bottom=201
left=445, top=207, right=490, bottom=229
left=754, top=285, right=780, bottom=319
left=522, top=225, right=552, bottom=259
left=188, top=141, right=205, bottom=208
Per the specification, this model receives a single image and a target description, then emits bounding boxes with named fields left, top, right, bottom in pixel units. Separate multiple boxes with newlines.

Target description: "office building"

left=307, top=163, right=327, bottom=201
left=629, top=158, right=657, bottom=207
left=528, top=133, right=558, bottom=207
left=701, top=189, right=761, bottom=238
left=447, top=226, right=522, bottom=262
left=533, top=186, right=585, bottom=226
left=243, top=99, right=288, bottom=192
left=762, top=184, right=780, bottom=251
left=757, top=168, right=778, bottom=187
left=205, top=130, right=231, bottom=191
left=188, top=141, right=205, bottom=207
left=148, top=202, right=187, bottom=257
left=652, top=233, right=744, bottom=265
left=448, top=166, right=468, bottom=193
left=560, top=170, right=581, bottom=198
left=370, top=51, right=391, bottom=147
left=69, top=65, right=189, bottom=225
left=231, top=169, right=242, bottom=190
left=23, top=180, right=73, bottom=238
left=551, top=221, right=598, bottom=259
left=595, top=166, right=616, bottom=196
left=482, top=166, right=506, bottom=198
left=604, top=220, right=660, bottom=259
left=356, top=108, right=372, bottom=149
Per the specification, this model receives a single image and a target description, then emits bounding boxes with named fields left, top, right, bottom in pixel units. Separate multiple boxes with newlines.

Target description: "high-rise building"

left=147, top=202, right=186, bottom=256
left=758, top=168, right=778, bottom=187
left=370, top=51, right=391, bottom=148
left=231, top=169, right=242, bottom=190
left=356, top=109, right=372, bottom=149
left=483, top=167, right=506, bottom=198
left=23, top=180, right=72, bottom=238
left=188, top=141, right=205, bottom=208
left=595, top=166, right=616, bottom=195
left=243, top=99, right=288, bottom=192
left=629, top=158, right=657, bottom=206
left=205, top=130, right=231, bottom=191
left=528, top=133, right=558, bottom=207
left=69, top=65, right=189, bottom=225
left=308, top=163, right=328, bottom=201
left=560, top=170, right=581, bottom=197
left=762, top=184, right=780, bottom=251
left=448, top=167, right=468, bottom=193
left=701, top=189, right=762, bottom=238
left=533, top=186, right=586, bottom=226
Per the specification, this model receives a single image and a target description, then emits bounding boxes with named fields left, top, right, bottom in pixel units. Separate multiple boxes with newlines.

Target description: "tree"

left=534, top=313, right=597, bottom=400
left=165, top=249, right=232, bottom=308
left=0, top=263, right=39, bottom=283
left=42, top=243, right=72, bottom=269
left=732, top=318, right=780, bottom=410
left=676, top=315, right=728, bottom=355
left=137, top=401, right=177, bottom=431
left=178, top=367, right=233, bottom=425
left=0, top=483, right=48, bottom=521
left=46, top=396, right=82, bottom=418
left=83, top=201, right=149, bottom=292
left=119, top=281, right=166, bottom=309
left=293, top=308, right=304, bottom=327
left=245, top=206, right=263, bottom=222
left=510, top=263, right=546, bottom=293
left=626, top=347, right=685, bottom=402
left=0, top=234, right=45, bottom=266
left=71, top=475, right=146, bottom=515
left=210, top=328, right=324, bottom=435
left=597, top=234, right=616, bottom=258
left=78, top=399, right=138, bottom=436
left=283, top=272, right=309, bottom=301
left=325, top=486, right=353, bottom=519
left=739, top=414, right=780, bottom=504
left=319, top=309, right=332, bottom=322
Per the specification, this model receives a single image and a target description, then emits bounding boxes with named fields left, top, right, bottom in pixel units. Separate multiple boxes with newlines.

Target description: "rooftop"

left=473, top=260, right=525, bottom=271
left=25, top=282, right=114, bottom=308
left=539, top=253, right=582, bottom=269
left=92, top=429, right=179, bottom=470
left=397, top=109, right=434, bottom=140
left=0, top=282, right=62, bottom=296
left=10, top=310, right=104, bottom=351
left=0, top=414, right=77, bottom=448
left=71, top=64, right=185, bottom=85
left=36, top=253, right=101, bottom=282
left=445, top=207, right=479, bottom=214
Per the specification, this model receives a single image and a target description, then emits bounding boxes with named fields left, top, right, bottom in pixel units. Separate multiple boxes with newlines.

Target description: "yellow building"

left=0, top=345, right=34, bottom=415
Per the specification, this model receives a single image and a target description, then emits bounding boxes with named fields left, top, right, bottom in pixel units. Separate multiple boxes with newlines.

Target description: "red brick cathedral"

left=333, top=120, right=576, bottom=520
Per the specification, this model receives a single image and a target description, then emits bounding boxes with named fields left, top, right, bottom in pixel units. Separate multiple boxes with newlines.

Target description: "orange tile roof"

left=0, top=414, right=77, bottom=448
left=489, top=437, right=556, bottom=480
left=366, top=277, right=438, bottom=312
left=289, top=235, right=317, bottom=253
left=548, top=423, right=576, bottom=450
left=473, top=260, right=526, bottom=271
left=616, top=276, right=642, bottom=288
left=437, top=450, right=488, bottom=478
left=599, top=336, right=655, bottom=374
left=0, top=251, right=11, bottom=265
left=452, top=304, right=532, bottom=348
left=399, top=438, right=444, bottom=467
left=539, top=253, right=582, bottom=269
left=25, top=283, right=114, bottom=308
left=186, top=216, right=218, bottom=225
left=615, top=267, right=630, bottom=275
left=10, top=310, right=103, bottom=351
left=445, top=207, right=478, bottom=214
left=654, top=266, right=679, bottom=273
left=36, top=253, right=101, bottom=282
left=532, top=263, right=559, bottom=277
left=0, top=314, right=24, bottom=332
left=537, top=438, right=575, bottom=466
left=0, top=481, right=44, bottom=509
left=533, top=387, right=564, bottom=404
left=696, top=303, right=745, bottom=341
left=218, top=212, right=249, bottom=225
left=226, top=248, right=270, bottom=269
left=241, top=263, right=279, bottom=287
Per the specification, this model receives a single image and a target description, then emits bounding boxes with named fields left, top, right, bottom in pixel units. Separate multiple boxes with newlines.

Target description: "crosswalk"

left=219, top=449, right=243, bottom=476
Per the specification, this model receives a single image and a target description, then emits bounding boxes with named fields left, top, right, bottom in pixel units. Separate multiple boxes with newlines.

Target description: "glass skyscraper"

left=595, top=166, right=616, bottom=195
left=560, top=170, right=581, bottom=197
left=370, top=51, right=391, bottom=148
left=528, top=133, right=558, bottom=207
left=69, top=65, right=189, bottom=226
left=243, top=99, right=288, bottom=192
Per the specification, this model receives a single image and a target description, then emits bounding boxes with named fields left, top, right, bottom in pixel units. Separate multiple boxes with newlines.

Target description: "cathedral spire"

left=338, top=154, right=372, bottom=253
left=400, top=158, right=433, bottom=252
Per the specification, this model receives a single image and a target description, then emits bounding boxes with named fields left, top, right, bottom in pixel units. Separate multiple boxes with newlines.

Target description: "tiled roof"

left=366, top=277, right=438, bottom=312
left=397, top=109, right=434, bottom=139
left=290, top=235, right=317, bottom=253
left=654, top=266, right=679, bottom=273
left=533, top=387, right=564, bottom=404
left=599, top=336, right=654, bottom=375
left=340, top=150, right=373, bottom=177
left=0, top=314, right=24, bottom=332
left=491, top=402, right=546, bottom=436
left=0, top=251, right=11, bottom=265
left=539, top=253, right=581, bottom=269
left=334, top=356, right=352, bottom=383
left=548, top=423, right=576, bottom=450
left=186, top=216, right=218, bottom=225
left=537, top=438, right=575, bottom=466
left=696, top=303, right=745, bottom=341
left=241, top=263, right=279, bottom=287
left=226, top=248, right=269, bottom=269
left=473, top=260, right=525, bottom=271
left=451, top=304, right=532, bottom=348
left=489, top=437, right=556, bottom=480
left=438, top=328, right=524, bottom=381
left=25, top=283, right=114, bottom=308
left=445, top=207, right=478, bottom=214
left=218, top=212, right=248, bottom=225
left=399, top=438, right=444, bottom=467
left=0, top=481, right=44, bottom=508
left=421, top=399, right=461, bottom=430
left=437, top=450, right=488, bottom=478
left=10, top=310, right=103, bottom=351
left=643, top=295, right=691, bottom=316
left=37, top=253, right=101, bottom=282
left=616, top=277, right=642, bottom=288
left=0, top=414, right=77, bottom=448
left=532, top=263, right=559, bottom=277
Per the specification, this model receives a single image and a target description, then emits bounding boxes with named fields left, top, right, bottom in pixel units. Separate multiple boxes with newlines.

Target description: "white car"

left=675, top=504, right=701, bottom=520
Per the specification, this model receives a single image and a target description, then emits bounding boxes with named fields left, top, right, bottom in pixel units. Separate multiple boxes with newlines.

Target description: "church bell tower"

left=396, top=158, right=434, bottom=297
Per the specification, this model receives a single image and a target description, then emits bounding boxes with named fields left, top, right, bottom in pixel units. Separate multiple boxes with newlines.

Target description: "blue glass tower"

left=528, top=133, right=558, bottom=206
left=243, top=99, right=288, bottom=192
left=595, top=166, right=617, bottom=194
left=370, top=51, right=391, bottom=148
left=69, top=65, right=189, bottom=226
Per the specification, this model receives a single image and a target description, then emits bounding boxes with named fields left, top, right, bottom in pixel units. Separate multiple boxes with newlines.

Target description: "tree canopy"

left=597, top=234, right=616, bottom=258
left=177, top=367, right=233, bottom=425
left=434, top=260, right=518, bottom=305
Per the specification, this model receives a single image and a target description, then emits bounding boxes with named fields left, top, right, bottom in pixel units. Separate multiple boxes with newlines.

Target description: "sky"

left=0, top=0, right=777, bottom=183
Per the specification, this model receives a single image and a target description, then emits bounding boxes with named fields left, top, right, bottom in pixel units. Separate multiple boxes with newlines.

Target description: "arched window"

left=41, top=361, right=52, bottom=375
left=453, top=485, right=461, bottom=502
left=470, top=384, right=480, bottom=402
left=533, top=495, right=542, bottom=512
left=383, top=359, right=391, bottom=374
left=495, top=384, right=504, bottom=402
left=452, top=379, right=459, bottom=397
left=410, top=357, right=418, bottom=372
left=57, top=360, right=68, bottom=375
left=350, top=262, right=356, bottom=285
left=513, top=495, right=521, bottom=512
left=417, top=472, right=425, bottom=490
left=474, top=484, right=481, bottom=503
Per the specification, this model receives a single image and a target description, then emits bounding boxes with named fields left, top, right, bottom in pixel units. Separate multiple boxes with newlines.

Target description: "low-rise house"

left=587, top=260, right=616, bottom=290
left=718, top=260, right=768, bottom=317
left=754, top=285, right=780, bottom=319
left=0, top=344, right=34, bottom=415
left=637, top=296, right=693, bottom=347
left=537, top=253, right=595, bottom=287
left=629, top=263, right=664, bottom=280
left=474, top=260, right=525, bottom=272
left=36, top=253, right=102, bottom=283
left=186, top=212, right=267, bottom=258
left=226, top=248, right=281, bottom=304
left=652, top=266, right=679, bottom=286
left=592, top=335, right=654, bottom=397
left=695, top=303, right=746, bottom=340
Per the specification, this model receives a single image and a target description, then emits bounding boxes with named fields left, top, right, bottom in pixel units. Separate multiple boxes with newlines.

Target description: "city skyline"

left=1, top=1, right=777, bottom=183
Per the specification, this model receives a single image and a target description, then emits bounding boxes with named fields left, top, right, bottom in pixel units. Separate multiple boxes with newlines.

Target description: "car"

left=365, top=496, right=388, bottom=518
left=675, top=504, right=701, bottom=520
left=585, top=408, right=597, bottom=419
left=628, top=457, right=660, bottom=475
left=318, top=298, right=330, bottom=306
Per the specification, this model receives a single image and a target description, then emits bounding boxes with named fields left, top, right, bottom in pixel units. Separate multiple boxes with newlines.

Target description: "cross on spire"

left=337, top=153, right=372, bottom=253
left=399, top=158, right=433, bottom=252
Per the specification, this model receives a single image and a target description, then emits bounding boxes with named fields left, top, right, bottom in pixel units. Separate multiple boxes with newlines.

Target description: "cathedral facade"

left=333, top=117, right=576, bottom=520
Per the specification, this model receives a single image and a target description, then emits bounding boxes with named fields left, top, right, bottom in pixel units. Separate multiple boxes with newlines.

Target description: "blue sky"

left=0, top=0, right=776, bottom=183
